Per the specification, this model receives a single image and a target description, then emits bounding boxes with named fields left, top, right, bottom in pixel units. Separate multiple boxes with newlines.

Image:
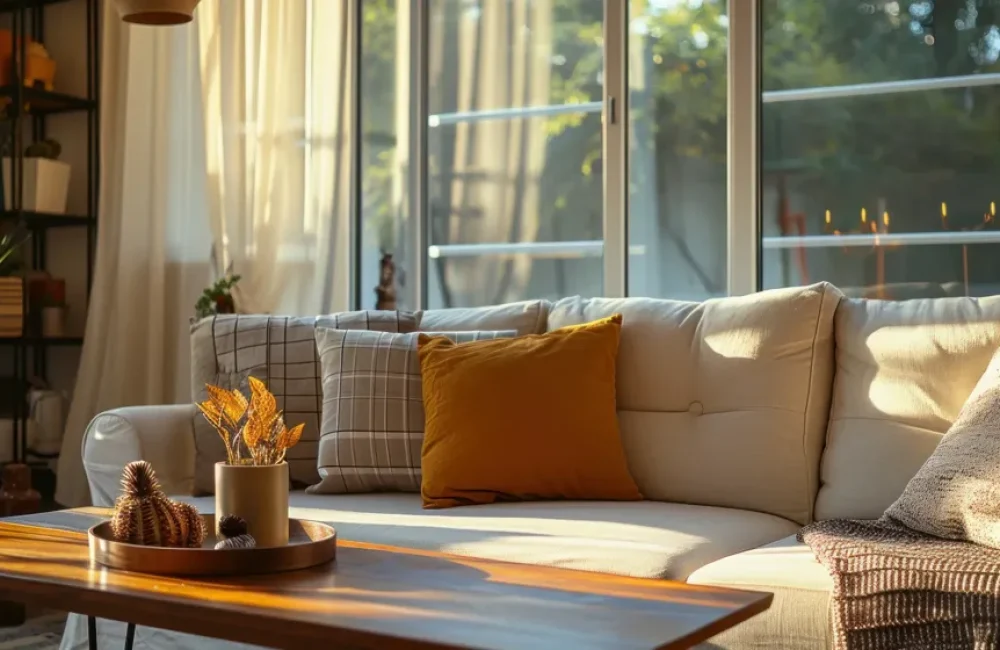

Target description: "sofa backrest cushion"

left=190, top=311, right=420, bottom=494
left=815, top=296, right=1000, bottom=520
left=548, top=283, right=841, bottom=525
left=417, top=300, right=549, bottom=336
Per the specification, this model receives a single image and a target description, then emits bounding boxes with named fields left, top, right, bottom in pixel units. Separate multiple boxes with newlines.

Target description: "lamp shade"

left=115, top=0, right=201, bottom=25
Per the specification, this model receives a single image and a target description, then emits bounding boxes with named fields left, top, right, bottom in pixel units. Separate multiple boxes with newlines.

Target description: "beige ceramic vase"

left=215, top=462, right=289, bottom=548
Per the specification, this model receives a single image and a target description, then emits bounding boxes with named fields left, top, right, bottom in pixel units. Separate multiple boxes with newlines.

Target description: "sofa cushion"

left=884, top=347, right=1000, bottom=548
left=547, top=283, right=841, bottom=525
left=190, top=312, right=420, bottom=494
left=308, top=329, right=514, bottom=495
left=181, top=493, right=799, bottom=580
left=816, top=295, right=1000, bottom=520
left=688, top=535, right=832, bottom=650
left=418, top=315, right=642, bottom=509
left=417, top=300, right=549, bottom=336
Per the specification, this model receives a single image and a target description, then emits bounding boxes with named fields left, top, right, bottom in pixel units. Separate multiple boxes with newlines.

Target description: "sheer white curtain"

left=57, top=3, right=354, bottom=506
left=428, top=0, right=552, bottom=307
left=56, top=15, right=210, bottom=506
left=197, top=0, right=353, bottom=314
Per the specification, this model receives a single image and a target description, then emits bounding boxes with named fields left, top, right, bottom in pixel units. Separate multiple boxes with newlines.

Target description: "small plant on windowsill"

left=194, top=273, right=242, bottom=321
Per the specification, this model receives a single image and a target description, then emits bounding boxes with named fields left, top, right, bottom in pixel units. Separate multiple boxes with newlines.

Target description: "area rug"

left=0, top=614, right=65, bottom=650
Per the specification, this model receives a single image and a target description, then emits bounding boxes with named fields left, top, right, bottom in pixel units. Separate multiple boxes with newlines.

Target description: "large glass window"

left=360, top=0, right=415, bottom=310
left=360, top=1, right=1000, bottom=309
left=628, top=0, right=728, bottom=300
left=761, top=0, right=1000, bottom=298
left=425, top=0, right=606, bottom=308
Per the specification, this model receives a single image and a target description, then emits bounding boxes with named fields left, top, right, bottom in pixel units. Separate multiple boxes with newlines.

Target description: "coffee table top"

left=0, top=508, right=771, bottom=650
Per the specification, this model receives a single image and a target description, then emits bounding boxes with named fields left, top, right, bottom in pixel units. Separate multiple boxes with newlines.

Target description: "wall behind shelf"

left=0, top=0, right=90, bottom=463
left=42, top=0, right=89, bottom=395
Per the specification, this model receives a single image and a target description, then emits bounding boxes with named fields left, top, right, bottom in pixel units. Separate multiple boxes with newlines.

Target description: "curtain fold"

left=56, top=14, right=210, bottom=506
left=429, top=0, right=552, bottom=307
left=197, top=0, right=353, bottom=315
left=58, top=2, right=354, bottom=506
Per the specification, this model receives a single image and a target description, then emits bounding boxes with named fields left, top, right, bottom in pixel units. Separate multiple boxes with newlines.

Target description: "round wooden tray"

left=89, top=515, right=336, bottom=576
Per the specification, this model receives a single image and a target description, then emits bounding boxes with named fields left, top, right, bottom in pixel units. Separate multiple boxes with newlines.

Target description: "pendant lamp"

left=115, top=0, right=201, bottom=25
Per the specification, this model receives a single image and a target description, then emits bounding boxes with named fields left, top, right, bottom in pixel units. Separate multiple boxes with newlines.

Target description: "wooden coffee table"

left=0, top=508, right=771, bottom=650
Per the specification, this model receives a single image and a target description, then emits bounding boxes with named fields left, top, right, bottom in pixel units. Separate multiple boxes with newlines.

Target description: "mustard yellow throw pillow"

left=418, top=314, right=642, bottom=509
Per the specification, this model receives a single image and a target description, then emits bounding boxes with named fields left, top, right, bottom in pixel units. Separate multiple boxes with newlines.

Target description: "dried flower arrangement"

left=198, top=376, right=304, bottom=466
left=111, top=461, right=205, bottom=548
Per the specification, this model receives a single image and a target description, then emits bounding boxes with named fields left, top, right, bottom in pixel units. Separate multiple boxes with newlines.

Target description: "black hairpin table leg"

left=87, top=616, right=137, bottom=650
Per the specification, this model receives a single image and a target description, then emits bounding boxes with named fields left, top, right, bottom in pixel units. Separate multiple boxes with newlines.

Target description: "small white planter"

left=2, top=158, right=71, bottom=214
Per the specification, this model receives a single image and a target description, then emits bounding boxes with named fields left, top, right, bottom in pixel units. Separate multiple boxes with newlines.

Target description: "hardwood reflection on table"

left=0, top=508, right=771, bottom=650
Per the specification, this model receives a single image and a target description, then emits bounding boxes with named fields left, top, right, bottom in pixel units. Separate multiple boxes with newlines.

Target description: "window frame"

left=348, top=1, right=760, bottom=308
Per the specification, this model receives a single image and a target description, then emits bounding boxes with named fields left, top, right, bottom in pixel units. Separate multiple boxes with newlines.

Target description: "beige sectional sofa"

left=69, top=283, right=1000, bottom=650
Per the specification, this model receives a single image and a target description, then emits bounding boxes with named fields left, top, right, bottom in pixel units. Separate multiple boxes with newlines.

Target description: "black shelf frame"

left=0, top=0, right=72, bottom=11
left=2, top=0, right=99, bottom=466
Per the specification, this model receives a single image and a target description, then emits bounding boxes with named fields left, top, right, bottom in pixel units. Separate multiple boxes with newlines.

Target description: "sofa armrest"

left=82, top=405, right=197, bottom=506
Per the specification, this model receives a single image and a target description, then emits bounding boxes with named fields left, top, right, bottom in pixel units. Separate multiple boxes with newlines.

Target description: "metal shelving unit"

left=1, top=0, right=99, bottom=469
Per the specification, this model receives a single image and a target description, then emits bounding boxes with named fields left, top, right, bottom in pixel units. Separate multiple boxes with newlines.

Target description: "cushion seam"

left=829, top=415, right=947, bottom=433
left=533, top=301, right=547, bottom=334
left=801, top=285, right=826, bottom=524
left=687, top=580, right=831, bottom=595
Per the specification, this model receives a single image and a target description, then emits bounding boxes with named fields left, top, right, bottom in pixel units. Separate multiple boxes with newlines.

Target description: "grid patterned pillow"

left=190, top=311, right=420, bottom=494
left=308, top=328, right=515, bottom=494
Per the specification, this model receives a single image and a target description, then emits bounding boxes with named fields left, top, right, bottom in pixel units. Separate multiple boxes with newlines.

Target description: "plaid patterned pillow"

left=190, top=311, right=420, bottom=494
left=309, top=328, right=515, bottom=494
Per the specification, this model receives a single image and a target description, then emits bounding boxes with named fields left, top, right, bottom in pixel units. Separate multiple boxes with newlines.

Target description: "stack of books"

left=0, top=277, right=23, bottom=338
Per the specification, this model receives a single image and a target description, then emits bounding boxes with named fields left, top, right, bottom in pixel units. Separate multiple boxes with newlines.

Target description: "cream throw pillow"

left=884, top=347, right=1000, bottom=548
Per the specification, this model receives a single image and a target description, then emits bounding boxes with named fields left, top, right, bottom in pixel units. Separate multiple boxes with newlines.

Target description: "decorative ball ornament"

left=111, top=461, right=204, bottom=548
left=115, top=0, right=201, bottom=25
left=215, top=534, right=257, bottom=550
left=217, top=514, right=248, bottom=539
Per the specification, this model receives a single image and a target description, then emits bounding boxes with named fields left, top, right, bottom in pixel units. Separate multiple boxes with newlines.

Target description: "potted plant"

left=2, top=138, right=71, bottom=214
left=194, top=273, right=241, bottom=322
left=0, top=226, right=30, bottom=338
left=198, top=377, right=303, bottom=548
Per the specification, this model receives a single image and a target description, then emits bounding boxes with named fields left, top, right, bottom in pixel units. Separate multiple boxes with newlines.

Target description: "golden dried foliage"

left=197, top=378, right=302, bottom=466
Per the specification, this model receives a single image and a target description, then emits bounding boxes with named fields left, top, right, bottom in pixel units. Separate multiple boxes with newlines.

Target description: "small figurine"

left=374, top=252, right=397, bottom=311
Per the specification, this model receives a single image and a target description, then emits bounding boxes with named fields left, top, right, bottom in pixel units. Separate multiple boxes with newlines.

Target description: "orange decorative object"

left=0, top=30, right=57, bottom=91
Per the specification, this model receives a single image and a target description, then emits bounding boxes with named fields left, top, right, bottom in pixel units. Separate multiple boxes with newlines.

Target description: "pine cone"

left=216, top=514, right=248, bottom=539
left=214, top=534, right=256, bottom=550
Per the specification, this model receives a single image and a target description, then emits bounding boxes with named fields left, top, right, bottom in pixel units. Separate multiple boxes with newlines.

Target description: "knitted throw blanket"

left=799, top=519, right=1000, bottom=650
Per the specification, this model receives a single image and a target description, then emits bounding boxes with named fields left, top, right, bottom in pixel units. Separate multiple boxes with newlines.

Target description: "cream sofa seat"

left=179, top=493, right=800, bottom=581
left=688, top=536, right=832, bottom=650
left=73, top=288, right=1000, bottom=650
